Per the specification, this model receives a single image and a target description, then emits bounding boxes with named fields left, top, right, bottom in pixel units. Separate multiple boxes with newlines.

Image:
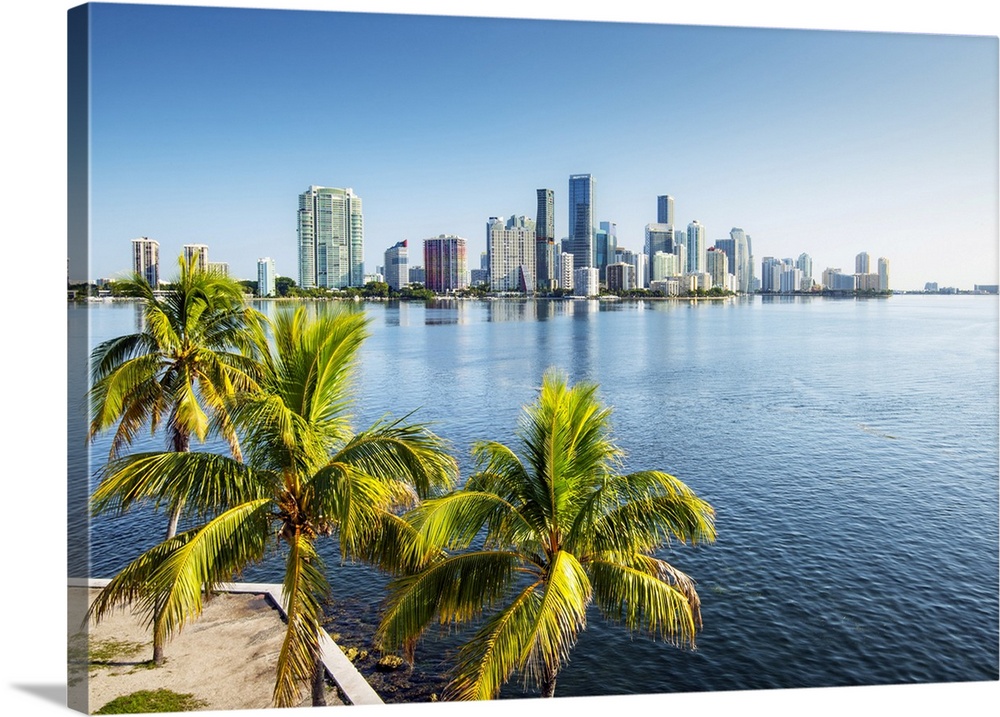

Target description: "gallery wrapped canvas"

left=58, top=2, right=997, bottom=716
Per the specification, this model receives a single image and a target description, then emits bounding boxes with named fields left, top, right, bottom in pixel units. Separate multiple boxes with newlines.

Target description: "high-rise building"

left=656, top=194, right=674, bottom=225
left=651, top=251, right=680, bottom=282
left=645, top=223, right=675, bottom=273
left=183, top=243, right=209, bottom=272
left=706, top=247, right=729, bottom=289
left=796, top=253, right=813, bottom=291
left=559, top=252, right=574, bottom=291
left=606, top=262, right=635, bottom=292
left=257, top=257, right=276, bottom=297
left=408, top=266, right=426, bottom=285
left=131, top=237, right=159, bottom=287
left=384, top=240, right=408, bottom=291
left=568, top=174, right=595, bottom=269
left=855, top=252, right=871, bottom=274
left=725, top=228, right=751, bottom=294
left=424, top=235, right=468, bottom=293
left=207, top=261, right=229, bottom=277
left=535, top=188, right=556, bottom=291
left=298, top=185, right=364, bottom=290
left=595, top=221, right=618, bottom=282
left=686, top=221, right=706, bottom=274
left=878, top=257, right=890, bottom=292
left=573, top=267, right=599, bottom=297
left=488, top=215, right=536, bottom=293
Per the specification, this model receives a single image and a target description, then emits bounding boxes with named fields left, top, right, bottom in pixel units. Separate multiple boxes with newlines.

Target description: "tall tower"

left=535, top=189, right=555, bottom=291
left=131, top=237, right=159, bottom=287
left=568, top=174, right=595, bottom=268
left=257, top=257, right=276, bottom=297
left=183, top=243, right=209, bottom=272
left=878, top=257, right=890, bottom=292
left=384, top=240, right=408, bottom=291
left=595, top=221, right=618, bottom=281
left=686, top=220, right=706, bottom=274
left=424, top=235, right=468, bottom=293
left=656, top=195, right=674, bottom=225
left=298, top=186, right=364, bottom=289
left=856, top=252, right=871, bottom=274
left=489, top=216, right=536, bottom=293
left=729, top=227, right=751, bottom=293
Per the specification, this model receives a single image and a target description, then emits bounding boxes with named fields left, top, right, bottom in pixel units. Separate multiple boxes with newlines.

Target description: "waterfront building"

left=761, top=256, right=787, bottom=293
left=706, top=247, right=729, bottom=289
left=606, top=261, right=635, bottom=292
left=257, top=257, right=276, bottom=297
left=656, top=194, right=674, bottom=225
left=471, top=269, right=488, bottom=286
left=384, top=240, right=408, bottom=291
left=535, top=189, right=556, bottom=291
left=925, top=282, right=939, bottom=292
left=686, top=221, right=706, bottom=274
left=632, top=252, right=648, bottom=289
left=183, top=243, right=209, bottom=272
left=573, top=267, right=599, bottom=297
left=488, top=215, right=536, bottom=293
left=297, top=185, right=364, bottom=289
left=723, top=228, right=751, bottom=293
left=856, top=272, right=881, bottom=292
left=651, top=251, right=680, bottom=282
left=796, top=253, right=814, bottom=291
left=822, top=267, right=857, bottom=292
left=645, top=223, right=675, bottom=274
left=856, top=251, right=871, bottom=274
left=974, top=284, right=999, bottom=294
left=131, top=237, right=159, bottom=287
left=780, top=266, right=803, bottom=294
left=595, top=221, right=618, bottom=282
left=568, top=174, right=595, bottom=268
left=878, top=257, right=890, bottom=292
left=650, top=278, right=681, bottom=297
left=559, top=252, right=574, bottom=291
left=208, top=261, right=229, bottom=277
left=408, top=265, right=425, bottom=285
left=424, top=235, right=468, bottom=293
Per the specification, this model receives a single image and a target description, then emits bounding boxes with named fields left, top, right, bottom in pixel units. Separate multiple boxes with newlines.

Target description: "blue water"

left=68, top=295, right=999, bottom=698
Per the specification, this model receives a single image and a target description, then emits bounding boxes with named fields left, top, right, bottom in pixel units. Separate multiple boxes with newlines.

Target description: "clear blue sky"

left=81, top=3, right=997, bottom=290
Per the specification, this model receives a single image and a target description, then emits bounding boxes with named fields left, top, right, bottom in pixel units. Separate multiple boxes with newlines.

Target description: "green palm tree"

left=376, top=368, right=716, bottom=700
left=89, top=305, right=458, bottom=707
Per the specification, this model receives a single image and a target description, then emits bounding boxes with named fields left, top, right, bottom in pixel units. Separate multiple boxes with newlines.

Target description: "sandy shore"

left=69, top=587, right=344, bottom=712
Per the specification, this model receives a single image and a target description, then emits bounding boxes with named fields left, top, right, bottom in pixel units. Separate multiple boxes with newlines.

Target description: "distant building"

left=706, top=247, right=729, bottom=289
left=424, top=235, right=468, bottom=293
left=822, top=268, right=856, bottom=292
left=183, top=243, right=210, bottom=272
left=559, top=252, right=574, bottom=291
left=535, top=188, right=556, bottom=291
left=856, top=252, right=871, bottom=275
left=686, top=221, right=706, bottom=274
left=488, top=215, right=536, bottom=293
left=208, top=261, right=229, bottom=277
left=606, top=262, right=635, bottom=292
left=384, top=240, right=408, bottom=291
left=975, top=284, right=999, bottom=294
left=298, top=185, right=364, bottom=289
left=651, top=251, right=680, bottom=282
left=878, top=257, right=890, bottom=292
left=924, top=282, right=939, bottom=292
left=131, top=237, right=159, bottom=287
left=645, top=223, right=675, bottom=276
left=573, top=267, right=599, bottom=297
left=656, top=194, right=674, bottom=225
left=595, top=221, right=618, bottom=282
left=568, top=174, right=595, bottom=268
left=257, top=257, right=276, bottom=297
left=796, top=253, right=813, bottom=291
left=728, top=228, right=751, bottom=293
left=408, top=265, right=426, bottom=286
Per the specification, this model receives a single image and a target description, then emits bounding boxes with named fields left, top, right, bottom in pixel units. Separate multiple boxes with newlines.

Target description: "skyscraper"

left=535, top=189, right=555, bottom=291
left=796, top=253, right=813, bottom=291
left=727, top=228, right=751, bottom=294
left=645, top=223, right=675, bottom=273
left=686, top=220, right=706, bottom=274
left=257, top=257, right=276, bottom=297
left=856, top=252, right=871, bottom=274
left=656, top=194, right=674, bottom=225
left=131, top=237, right=159, bottom=287
left=488, top=215, right=536, bottom=293
left=878, top=257, right=891, bottom=292
left=384, top=240, right=408, bottom=291
left=568, top=174, right=595, bottom=269
left=424, top=235, right=468, bottom=293
left=183, top=243, right=209, bottom=271
left=595, top=221, right=617, bottom=282
left=298, top=185, right=364, bottom=290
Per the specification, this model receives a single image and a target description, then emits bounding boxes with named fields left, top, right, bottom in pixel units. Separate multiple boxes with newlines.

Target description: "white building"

left=706, top=247, right=729, bottom=289
left=183, top=243, right=209, bottom=272
left=856, top=251, right=871, bottom=274
left=651, top=251, right=680, bottom=282
left=131, top=237, right=159, bottom=286
left=686, top=220, right=706, bottom=274
left=257, top=257, right=276, bottom=297
left=298, top=185, right=364, bottom=289
left=878, top=257, right=891, bottom=292
left=559, top=252, right=574, bottom=291
left=573, top=267, right=599, bottom=297
left=488, top=215, right=536, bottom=292
left=384, top=240, right=408, bottom=291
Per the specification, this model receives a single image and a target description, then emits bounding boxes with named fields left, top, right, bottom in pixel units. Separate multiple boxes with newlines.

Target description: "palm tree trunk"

left=152, top=608, right=166, bottom=666
left=311, top=653, right=327, bottom=706
left=540, top=663, right=558, bottom=698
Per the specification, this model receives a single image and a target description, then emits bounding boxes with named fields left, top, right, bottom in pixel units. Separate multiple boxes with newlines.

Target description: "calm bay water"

left=68, top=295, right=999, bottom=699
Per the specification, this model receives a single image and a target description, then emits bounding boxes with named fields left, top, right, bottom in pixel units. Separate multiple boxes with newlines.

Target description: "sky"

left=73, top=1, right=998, bottom=291
left=3, top=4, right=999, bottom=717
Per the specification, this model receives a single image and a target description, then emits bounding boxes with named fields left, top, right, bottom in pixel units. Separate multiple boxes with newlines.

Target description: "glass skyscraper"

left=535, top=188, right=555, bottom=291
left=297, top=185, right=364, bottom=289
left=656, top=194, right=674, bottom=225
left=568, top=174, right=595, bottom=269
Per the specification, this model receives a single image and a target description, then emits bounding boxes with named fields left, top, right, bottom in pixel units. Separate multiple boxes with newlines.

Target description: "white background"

left=2, top=2, right=997, bottom=716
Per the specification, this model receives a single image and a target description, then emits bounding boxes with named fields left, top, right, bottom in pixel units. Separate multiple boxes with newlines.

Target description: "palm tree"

left=88, top=255, right=266, bottom=666
left=88, top=254, right=266, bottom=538
left=89, top=305, right=458, bottom=707
left=376, top=368, right=716, bottom=700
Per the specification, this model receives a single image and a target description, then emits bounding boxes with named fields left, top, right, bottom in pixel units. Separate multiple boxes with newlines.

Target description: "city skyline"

left=76, top=3, right=998, bottom=292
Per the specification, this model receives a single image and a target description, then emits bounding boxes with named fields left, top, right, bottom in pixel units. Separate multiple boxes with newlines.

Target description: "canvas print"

left=66, top=2, right=999, bottom=714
